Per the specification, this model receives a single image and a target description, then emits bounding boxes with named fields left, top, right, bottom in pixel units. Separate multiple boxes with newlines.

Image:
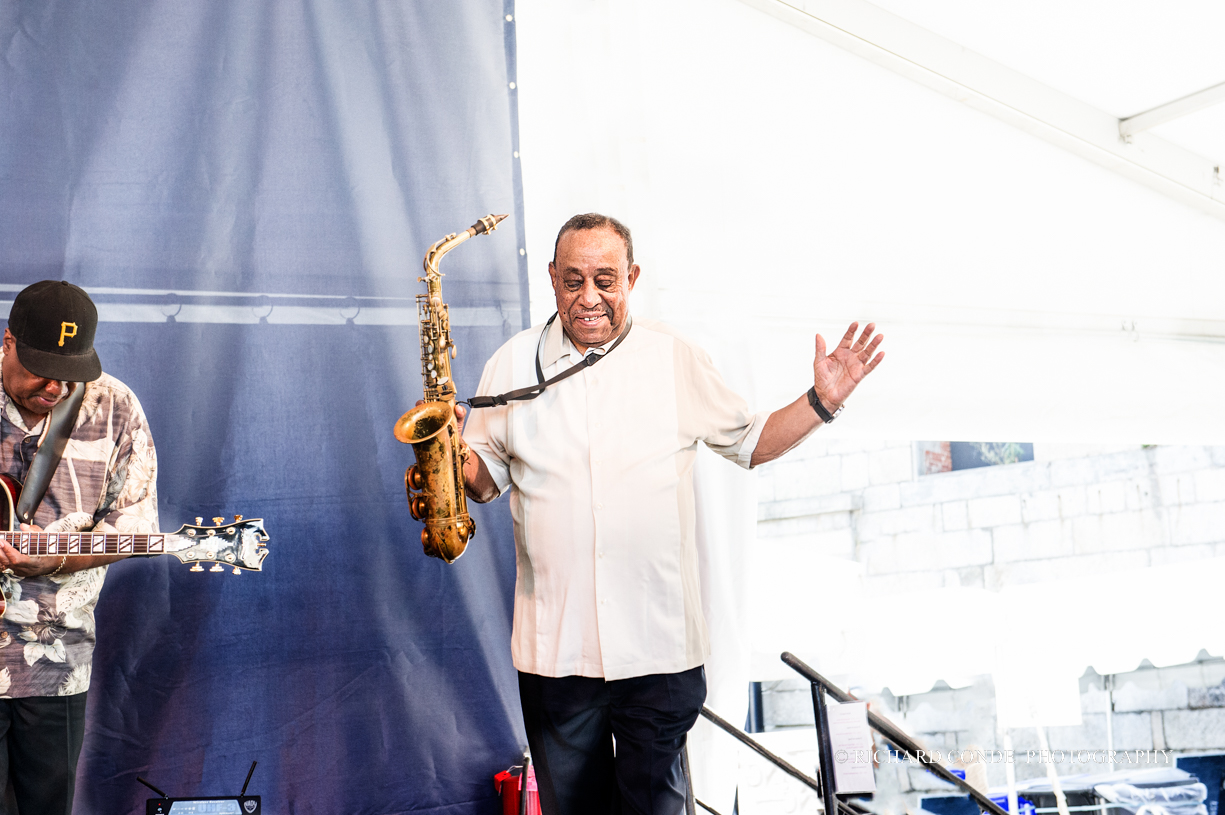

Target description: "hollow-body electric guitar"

left=0, top=474, right=269, bottom=614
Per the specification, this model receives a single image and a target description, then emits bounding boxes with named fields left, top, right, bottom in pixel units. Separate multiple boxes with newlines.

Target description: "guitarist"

left=0, top=281, right=158, bottom=813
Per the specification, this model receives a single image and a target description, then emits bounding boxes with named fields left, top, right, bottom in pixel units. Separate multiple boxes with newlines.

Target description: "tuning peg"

left=196, top=517, right=203, bottom=525
left=232, top=566, right=242, bottom=575
left=212, top=517, right=225, bottom=526
left=234, top=514, right=243, bottom=522
left=190, top=563, right=204, bottom=572
left=209, top=563, right=224, bottom=572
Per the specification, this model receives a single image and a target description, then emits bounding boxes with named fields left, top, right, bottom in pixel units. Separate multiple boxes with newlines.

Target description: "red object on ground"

left=494, top=765, right=540, bottom=815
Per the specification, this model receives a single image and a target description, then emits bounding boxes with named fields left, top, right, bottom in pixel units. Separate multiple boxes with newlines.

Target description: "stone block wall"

left=757, top=443, right=1225, bottom=595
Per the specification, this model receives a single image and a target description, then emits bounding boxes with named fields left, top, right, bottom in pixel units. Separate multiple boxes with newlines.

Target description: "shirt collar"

left=539, top=315, right=625, bottom=369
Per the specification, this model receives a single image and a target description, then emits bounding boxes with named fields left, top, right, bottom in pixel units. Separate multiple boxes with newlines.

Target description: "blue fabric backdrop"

left=0, top=2, right=528, bottom=812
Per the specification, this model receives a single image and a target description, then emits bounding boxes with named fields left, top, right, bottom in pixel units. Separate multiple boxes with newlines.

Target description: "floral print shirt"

left=0, top=351, right=158, bottom=697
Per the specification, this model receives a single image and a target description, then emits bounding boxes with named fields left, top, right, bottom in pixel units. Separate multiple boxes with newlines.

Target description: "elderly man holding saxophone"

left=456, top=212, right=884, bottom=815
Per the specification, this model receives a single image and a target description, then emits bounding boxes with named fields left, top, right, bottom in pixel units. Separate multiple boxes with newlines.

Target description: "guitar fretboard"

left=4, top=532, right=167, bottom=557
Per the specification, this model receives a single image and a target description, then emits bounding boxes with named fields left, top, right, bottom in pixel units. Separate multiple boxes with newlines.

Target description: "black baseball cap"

left=7, top=281, right=102, bottom=382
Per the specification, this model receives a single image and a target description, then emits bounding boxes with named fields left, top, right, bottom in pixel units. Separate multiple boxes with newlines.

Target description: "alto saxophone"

left=393, top=213, right=507, bottom=562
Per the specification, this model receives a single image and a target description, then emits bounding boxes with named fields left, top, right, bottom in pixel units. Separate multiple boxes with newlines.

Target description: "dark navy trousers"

left=518, top=666, right=706, bottom=815
left=0, top=692, right=87, bottom=815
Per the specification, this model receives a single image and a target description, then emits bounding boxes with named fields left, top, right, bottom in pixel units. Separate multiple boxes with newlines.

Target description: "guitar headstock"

left=167, top=516, right=270, bottom=574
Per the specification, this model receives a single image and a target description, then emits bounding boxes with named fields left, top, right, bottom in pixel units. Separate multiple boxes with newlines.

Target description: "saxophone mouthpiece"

left=472, top=213, right=510, bottom=235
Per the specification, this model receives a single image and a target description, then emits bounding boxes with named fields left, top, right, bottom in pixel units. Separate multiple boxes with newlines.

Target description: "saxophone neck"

left=423, top=234, right=463, bottom=281
left=420, top=213, right=509, bottom=281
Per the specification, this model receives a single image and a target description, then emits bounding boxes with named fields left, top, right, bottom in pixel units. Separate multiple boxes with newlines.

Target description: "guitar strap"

left=466, top=313, right=633, bottom=409
left=14, top=382, right=85, bottom=525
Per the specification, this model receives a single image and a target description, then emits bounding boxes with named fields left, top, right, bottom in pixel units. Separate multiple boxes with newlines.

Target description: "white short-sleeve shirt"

left=463, top=317, right=768, bottom=681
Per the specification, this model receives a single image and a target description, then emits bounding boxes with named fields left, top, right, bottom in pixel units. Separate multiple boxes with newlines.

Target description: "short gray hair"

left=553, top=213, right=634, bottom=267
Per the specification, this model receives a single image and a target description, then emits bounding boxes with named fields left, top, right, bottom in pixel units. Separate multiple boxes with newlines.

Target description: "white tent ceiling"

left=864, top=0, right=1225, bottom=151
left=739, top=0, right=1225, bottom=221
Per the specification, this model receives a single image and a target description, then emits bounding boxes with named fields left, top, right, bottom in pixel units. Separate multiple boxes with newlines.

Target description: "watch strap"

left=806, top=387, right=842, bottom=424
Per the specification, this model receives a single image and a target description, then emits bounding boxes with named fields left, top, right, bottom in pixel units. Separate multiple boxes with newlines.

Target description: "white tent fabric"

left=513, top=0, right=1225, bottom=808
left=516, top=0, right=1225, bottom=444
left=691, top=445, right=757, bottom=814
left=783, top=556, right=1225, bottom=728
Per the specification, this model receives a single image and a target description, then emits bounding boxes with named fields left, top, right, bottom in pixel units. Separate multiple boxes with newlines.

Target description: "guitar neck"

left=4, top=531, right=169, bottom=557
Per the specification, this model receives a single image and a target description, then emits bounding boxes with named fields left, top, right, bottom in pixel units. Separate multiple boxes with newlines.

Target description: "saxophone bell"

left=395, top=400, right=475, bottom=562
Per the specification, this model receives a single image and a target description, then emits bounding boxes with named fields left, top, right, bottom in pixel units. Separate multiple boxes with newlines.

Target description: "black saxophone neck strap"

left=14, top=382, right=85, bottom=525
left=467, top=314, right=633, bottom=410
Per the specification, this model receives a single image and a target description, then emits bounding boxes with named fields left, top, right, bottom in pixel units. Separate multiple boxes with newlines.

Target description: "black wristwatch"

left=807, top=387, right=843, bottom=424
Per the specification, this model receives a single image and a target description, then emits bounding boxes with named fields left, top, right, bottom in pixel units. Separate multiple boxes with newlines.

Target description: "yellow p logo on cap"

left=58, top=322, right=77, bottom=347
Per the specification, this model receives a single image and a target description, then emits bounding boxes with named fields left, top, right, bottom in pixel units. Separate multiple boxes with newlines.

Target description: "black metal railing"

left=698, top=704, right=873, bottom=815
left=782, top=651, right=1010, bottom=815
left=692, top=651, right=1011, bottom=815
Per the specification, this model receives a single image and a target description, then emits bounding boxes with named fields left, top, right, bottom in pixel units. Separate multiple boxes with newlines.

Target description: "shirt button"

left=598, top=551, right=604, bottom=558
left=595, top=503, right=603, bottom=510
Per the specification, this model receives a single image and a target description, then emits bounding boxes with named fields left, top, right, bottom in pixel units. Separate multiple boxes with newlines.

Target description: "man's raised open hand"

left=812, top=321, right=885, bottom=409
